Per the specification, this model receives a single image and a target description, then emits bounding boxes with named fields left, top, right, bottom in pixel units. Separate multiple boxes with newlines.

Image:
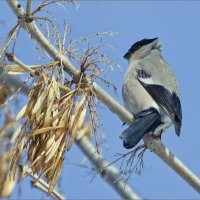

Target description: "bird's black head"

left=124, top=37, right=158, bottom=60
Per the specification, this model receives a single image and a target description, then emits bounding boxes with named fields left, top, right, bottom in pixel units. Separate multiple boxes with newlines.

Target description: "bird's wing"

left=136, top=68, right=182, bottom=136
left=139, top=52, right=179, bottom=93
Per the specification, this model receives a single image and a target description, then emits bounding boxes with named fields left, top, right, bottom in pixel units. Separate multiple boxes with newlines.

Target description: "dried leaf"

left=48, top=158, right=64, bottom=194
left=0, top=168, right=18, bottom=197
left=58, top=106, right=70, bottom=126
left=76, top=123, right=92, bottom=141
left=45, top=136, right=62, bottom=164
left=74, top=93, right=86, bottom=114
left=0, top=85, right=9, bottom=105
left=7, top=71, right=26, bottom=75
left=4, top=65, right=41, bottom=73
left=45, top=135, right=55, bottom=153
left=52, top=75, right=60, bottom=99
left=29, top=141, right=39, bottom=161
left=67, top=123, right=78, bottom=151
left=44, top=87, right=55, bottom=124
left=77, top=106, right=87, bottom=129
left=28, top=126, right=65, bottom=136
left=35, top=108, right=44, bottom=123
left=16, top=104, right=28, bottom=121
left=43, top=109, right=66, bottom=128
left=32, top=88, right=49, bottom=115
left=29, top=151, right=45, bottom=169
left=52, top=103, right=59, bottom=126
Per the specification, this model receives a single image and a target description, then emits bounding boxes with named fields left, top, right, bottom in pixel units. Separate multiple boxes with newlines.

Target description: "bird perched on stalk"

left=120, top=38, right=182, bottom=149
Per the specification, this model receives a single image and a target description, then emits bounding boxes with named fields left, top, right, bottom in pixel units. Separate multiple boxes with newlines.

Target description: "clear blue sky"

left=1, top=1, right=200, bottom=199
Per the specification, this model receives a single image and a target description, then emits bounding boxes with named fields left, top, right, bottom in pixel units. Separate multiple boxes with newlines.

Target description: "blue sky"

left=1, top=1, right=200, bottom=199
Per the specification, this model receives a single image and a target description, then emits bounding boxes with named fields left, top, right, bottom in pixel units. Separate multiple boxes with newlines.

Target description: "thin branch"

left=143, top=135, right=200, bottom=193
left=24, top=167, right=65, bottom=200
left=6, top=0, right=200, bottom=195
left=0, top=68, right=29, bottom=94
left=2, top=57, right=71, bottom=94
left=26, top=0, right=32, bottom=17
left=5, top=53, right=39, bottom=78
left=76, top=135, right=141, bottom=200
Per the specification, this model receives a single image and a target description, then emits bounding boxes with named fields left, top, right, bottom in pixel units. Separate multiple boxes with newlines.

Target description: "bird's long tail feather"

left=120, top=107, right=161, bottom=149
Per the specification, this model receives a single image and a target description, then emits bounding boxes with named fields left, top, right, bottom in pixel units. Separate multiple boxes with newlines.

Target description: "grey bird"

left=120, top=37, right=182, bottom=149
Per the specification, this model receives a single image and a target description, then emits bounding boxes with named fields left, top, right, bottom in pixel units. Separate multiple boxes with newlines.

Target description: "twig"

left=3, top=61, right=60, bottom=73
left=26, top=0, right=32, bottom=18
left=24, top=167, right=65, bottom=200
left=76, top=135, right=141, bottom=199
left=5, top=53, right=39, bottom=78
left=3, top=55, right=71, bottom=94
left=0, top=68, right=30, bottom=94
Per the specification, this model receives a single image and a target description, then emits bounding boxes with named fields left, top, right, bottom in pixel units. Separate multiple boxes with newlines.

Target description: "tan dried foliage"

left=9, top=73, right=90, bottom=193
left=0, top=150, right=18, bottom=197
left=76, top=122, right=92, bottom=141
left=0, top=85, right=10, bottom=106
left=0, top=107, right=18, bottom=197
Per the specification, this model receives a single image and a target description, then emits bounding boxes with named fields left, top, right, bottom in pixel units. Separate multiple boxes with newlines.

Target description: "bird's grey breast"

left=122, top=60, right=158, bottom=114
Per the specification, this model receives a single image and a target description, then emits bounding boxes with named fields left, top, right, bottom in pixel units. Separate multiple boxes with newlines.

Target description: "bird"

left=120, top=37, right=182, bottom=149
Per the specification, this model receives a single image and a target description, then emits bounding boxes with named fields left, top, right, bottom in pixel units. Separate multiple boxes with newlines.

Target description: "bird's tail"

left=120, top=107, right=161, bottom=149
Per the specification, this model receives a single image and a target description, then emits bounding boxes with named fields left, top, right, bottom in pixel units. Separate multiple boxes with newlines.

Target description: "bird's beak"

left=123, top=51, right=131, bottom=60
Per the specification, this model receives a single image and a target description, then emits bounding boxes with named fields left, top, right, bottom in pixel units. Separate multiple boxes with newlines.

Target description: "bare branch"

left=0, top=68, right=29, bottom=94
left=76, top=135, right=141, bottom=200
left=26, top=0, right=32, bottom=18
left=1, top=58, right=71, bottom=94
left=23, top=167, right=65, bottom=200
left=5, top=53, right=39, bottom=77
left=144, top=135, right=200, bottom=193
